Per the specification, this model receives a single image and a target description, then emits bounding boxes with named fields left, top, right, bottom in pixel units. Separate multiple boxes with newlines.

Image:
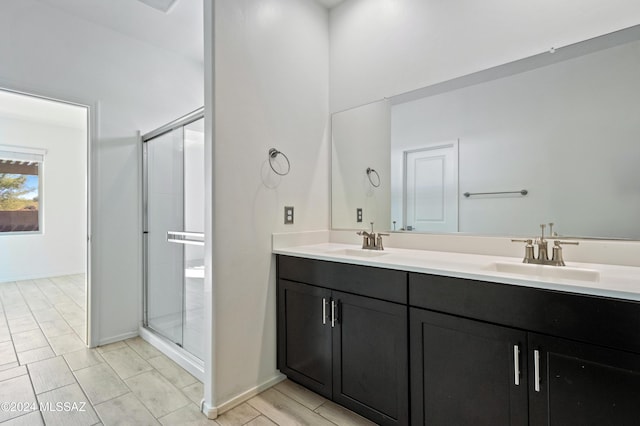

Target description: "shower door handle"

left=167, top=231, right=205, bottom=246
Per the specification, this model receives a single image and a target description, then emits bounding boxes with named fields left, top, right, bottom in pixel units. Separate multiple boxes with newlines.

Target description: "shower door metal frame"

left=141, top=107, right=204, bottom=334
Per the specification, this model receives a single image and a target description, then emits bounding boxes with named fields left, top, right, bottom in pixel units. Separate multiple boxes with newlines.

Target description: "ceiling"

left=35, top=0, right=204, bottom=64
left=33, top=0, right=345, bottom=67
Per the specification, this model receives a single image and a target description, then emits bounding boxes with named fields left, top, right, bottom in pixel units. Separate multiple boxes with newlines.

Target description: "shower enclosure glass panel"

left=147, top=127, right=184, bottom=345
left=144, top=114, right=204, bottom=360
left=182, top=118, right=204, bottom=359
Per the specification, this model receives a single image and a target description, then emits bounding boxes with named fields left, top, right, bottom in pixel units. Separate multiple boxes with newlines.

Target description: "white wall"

left=330, top=0, right=640, bottom=112
left=209, top=0, right=329, bottom=410
left=0, top=0, right=203, bottom=344
left=389, top=39, right=640, bottom=238
left=0, top=116, right=86, bottom=281
left=332, top=100, right=390, bottom=230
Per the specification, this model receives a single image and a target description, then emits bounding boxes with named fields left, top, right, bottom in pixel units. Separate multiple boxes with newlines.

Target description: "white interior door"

left=404, top=141, right=459, bottom=232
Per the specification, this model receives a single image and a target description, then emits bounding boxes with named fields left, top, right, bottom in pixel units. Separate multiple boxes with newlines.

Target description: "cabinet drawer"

left=278, top=255, right=407, bottom=304
left=409, top=273, right=640, bottom=354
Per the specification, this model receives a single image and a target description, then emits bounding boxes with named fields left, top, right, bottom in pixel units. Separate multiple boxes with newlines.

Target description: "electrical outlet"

left=357, top=208, right=363, bottom=222
left=284, top=206, right=294, bottom=224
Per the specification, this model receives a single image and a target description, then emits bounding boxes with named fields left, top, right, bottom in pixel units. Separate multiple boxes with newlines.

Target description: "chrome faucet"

left=537, top=224, right=549, bottom=262
left=512, top=223, right=579, bottom=266
left=356, top=222, right=389, bottom=250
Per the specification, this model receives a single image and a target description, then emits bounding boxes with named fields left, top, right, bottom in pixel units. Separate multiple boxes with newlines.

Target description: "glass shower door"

left=144, top=115, right=204, bottom=360
left=146, top=127, right=185, bottom=346
left=181, top=118, right=205, bottom=359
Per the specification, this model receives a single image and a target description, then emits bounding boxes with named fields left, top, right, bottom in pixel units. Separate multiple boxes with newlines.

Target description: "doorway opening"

left=0, top=88, right=91, bottom=348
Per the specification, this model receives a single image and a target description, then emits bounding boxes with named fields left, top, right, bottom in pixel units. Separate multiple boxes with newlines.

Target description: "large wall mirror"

left=331, top=25, right=640, bottom=240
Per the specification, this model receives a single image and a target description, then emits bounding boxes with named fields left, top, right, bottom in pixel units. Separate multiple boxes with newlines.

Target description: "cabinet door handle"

left=513, top=345, right=520, bottom=386
left=331, top=300, right=336, bottom=328
left=534, top=349, right=541, bottom=392
left=322, top=298, right=327, bottom=325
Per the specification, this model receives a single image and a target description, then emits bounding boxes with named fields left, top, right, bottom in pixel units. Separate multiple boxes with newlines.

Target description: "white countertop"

left=273, top=243, right=640, bottom=302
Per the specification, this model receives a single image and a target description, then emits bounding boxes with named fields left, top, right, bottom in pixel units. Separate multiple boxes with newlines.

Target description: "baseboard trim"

left=203, top=373, right=287, bottom=419
left=0, top=271, right=86, bottom=284
left=202, top=402, right=217, bottom=419
left=97, top=331, right=138, bottom=347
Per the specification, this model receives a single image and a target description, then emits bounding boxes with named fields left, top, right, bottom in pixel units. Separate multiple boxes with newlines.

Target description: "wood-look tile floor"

left=0, top=277, right=375, bottom=425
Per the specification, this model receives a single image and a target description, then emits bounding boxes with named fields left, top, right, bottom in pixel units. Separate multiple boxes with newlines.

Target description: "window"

left=0, top=145, right=45, bottom=233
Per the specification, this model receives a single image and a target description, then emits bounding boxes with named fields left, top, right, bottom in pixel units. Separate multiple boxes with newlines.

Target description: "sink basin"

left=328, top=248, right=389, bottom=258
left=486, top=261, right=600, bottom=282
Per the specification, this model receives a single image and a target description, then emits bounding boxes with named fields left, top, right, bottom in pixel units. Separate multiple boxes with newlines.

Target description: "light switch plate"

left=357, top=208, right=363, bottom=222
left=284, top=206, right=294, bottom=224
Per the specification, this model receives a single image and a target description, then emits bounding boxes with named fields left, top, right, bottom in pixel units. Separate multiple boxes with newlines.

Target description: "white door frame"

left=0, top=83, right=98, bottom=347
left=403, top=141, right=459, bottom=232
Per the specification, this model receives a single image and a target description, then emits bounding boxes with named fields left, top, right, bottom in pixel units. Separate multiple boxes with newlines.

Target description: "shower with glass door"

left=142, top=108, right=204, bottom=367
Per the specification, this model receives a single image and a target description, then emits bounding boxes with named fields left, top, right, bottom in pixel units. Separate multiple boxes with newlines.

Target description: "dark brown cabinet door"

left=277, top=279, right=332, bottom=398
left=529, top=333, right=640, bottom=426
left=410, top=308, right=528, bottom=426
left=332, top=291, right=408, bottom=426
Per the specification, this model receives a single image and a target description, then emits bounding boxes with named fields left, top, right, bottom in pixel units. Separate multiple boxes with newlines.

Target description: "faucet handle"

left=553, top=240, right=579, bottom=246
left=356, top=230, right=371, bottom=249
left=512, top=239, right=535, bottom=263
left=551, top=240, right=578, bottom=266
left=539, top=224, right=546, bottom=241
left=375, top=233, right=389, bottom=250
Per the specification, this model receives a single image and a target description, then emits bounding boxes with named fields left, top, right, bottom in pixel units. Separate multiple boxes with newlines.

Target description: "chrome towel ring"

left=268, top=148, right=290, bottom=176
left=366, top=167, right=380, bottom=187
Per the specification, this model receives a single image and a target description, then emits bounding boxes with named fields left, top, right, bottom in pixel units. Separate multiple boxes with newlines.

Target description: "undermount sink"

left=328, top=248, right=389, bottom=258
left=486, top=261, right=600, bottom=282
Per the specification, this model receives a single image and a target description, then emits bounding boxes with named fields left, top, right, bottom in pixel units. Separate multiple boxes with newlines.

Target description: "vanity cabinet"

left=529, top=333, right=640, bottom=425
left=410, top=308, right=528, bottom=426
left=277, top=254, right=640, bottom=425
left=409, top=272, right=640, bottom=426
left=278, top=279, right=332, bottom=397
left=277, top=255, right=409, bottom=426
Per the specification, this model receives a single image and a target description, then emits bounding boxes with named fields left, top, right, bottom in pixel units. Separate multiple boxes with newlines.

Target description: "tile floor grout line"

left=24, top=361, right=47, bottom=425
left=17, top=278, right=56, bottom=314
left=46, top=277, right=87, bottom=342
left=238, top=411, right=262, bottom=426
left=68, top=368, right=107, bottom=426
left=0, top=292, right=24, bottom=372
left=9, top=277, right=87, bottom=422
left=13, top=276, right=95, bottom=425
left=13, top=278, right=69, bottom=357
left=112, top=357, right=201, bottom=419
left=87, top=389, right=133, bottom=410
left=0, top=277, right=92, bottom=426
left=246, top=388, right=337, bottom=426
left=33, top=277, right=85, bottom=322
left=269, top=387, right=342, bottom=426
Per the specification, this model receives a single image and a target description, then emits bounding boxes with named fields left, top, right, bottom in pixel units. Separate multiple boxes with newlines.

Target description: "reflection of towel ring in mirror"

left=268, top=148, right=290, bottom=176
left=366, top=167, right=380, bottom=187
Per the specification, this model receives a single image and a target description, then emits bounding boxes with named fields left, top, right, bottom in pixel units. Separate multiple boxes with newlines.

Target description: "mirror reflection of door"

left=403, top=141, right=458, bottom=232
